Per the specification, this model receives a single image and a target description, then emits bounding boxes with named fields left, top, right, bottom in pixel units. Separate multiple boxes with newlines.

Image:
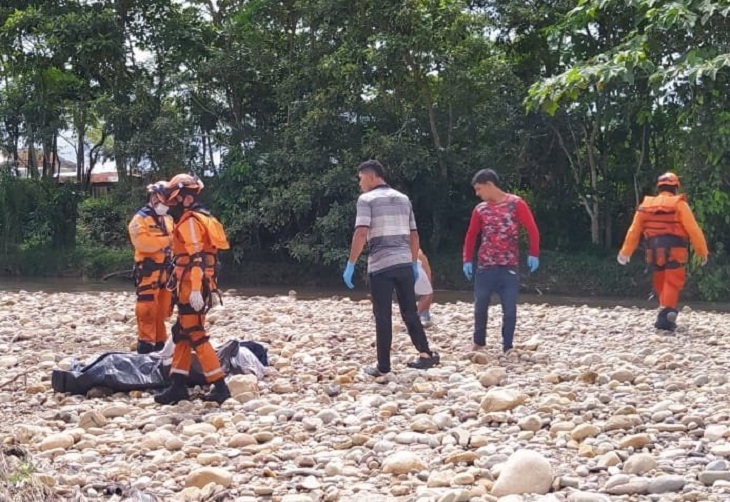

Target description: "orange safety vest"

left=637, top=193, right=689, bottom=270
left=128, top=206, right=174, bottom=290
left=169, top=207, right=230, bottom=309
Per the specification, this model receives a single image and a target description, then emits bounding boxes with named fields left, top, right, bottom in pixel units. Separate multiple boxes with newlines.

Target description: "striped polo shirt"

left=355, top=184, right=416, bottom=274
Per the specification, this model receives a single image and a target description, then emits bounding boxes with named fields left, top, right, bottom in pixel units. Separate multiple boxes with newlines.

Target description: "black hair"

left=471, top=168, right=500, bottom=187
left=358, top=159, right=386, bottom=179
left=657, top=185, right=678, bottom=194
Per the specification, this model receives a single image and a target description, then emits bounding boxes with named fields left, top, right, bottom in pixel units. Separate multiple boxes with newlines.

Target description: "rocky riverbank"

left=0, top=290, right=729, bottom=501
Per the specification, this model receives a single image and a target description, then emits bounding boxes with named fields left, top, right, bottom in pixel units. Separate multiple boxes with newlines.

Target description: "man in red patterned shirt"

left=462, top=169, right=540, bottom=354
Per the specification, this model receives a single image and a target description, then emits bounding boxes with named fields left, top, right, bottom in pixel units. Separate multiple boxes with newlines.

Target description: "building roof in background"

left=11, top=149, right=77, bottom=171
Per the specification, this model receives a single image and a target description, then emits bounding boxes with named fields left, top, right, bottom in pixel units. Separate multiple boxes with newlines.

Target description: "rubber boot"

left=136, top=341, right=156, bottom=354
left=665, top=308, right=678, bottom=331
left=654, top=307, right=677, bottom=332
left=202, top=378, right=231, bottom=404
left=154, top=374, right=189, bottom=405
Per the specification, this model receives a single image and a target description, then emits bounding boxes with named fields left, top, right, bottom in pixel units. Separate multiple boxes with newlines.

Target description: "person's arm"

left=348, top=227, right=368, bottom=263
left=408, top=201, right=419, bottom=262
left=128, top=213, right=170, bottom=254
left=419, top=250, right=432, bottom=283
left=410, top=231, right=420, bottom=263
left=618, top=210, right=644, bottom=257
left=348, top=196, right=371, bottom=264
left=180, top=216, right=206, bottom=291
left=677, top=201, right=709, bottom=257
left=515, top=199, right=540, bottom=257
left=462, top=208, right=480, bottom=263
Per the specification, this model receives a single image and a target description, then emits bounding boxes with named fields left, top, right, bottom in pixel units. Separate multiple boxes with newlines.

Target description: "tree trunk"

left=52, top=133, right=60, bottom=179
left=407, top=54, right=448, bottom=250
left=26, top=124, right=38, bottom=178
left=76, top=107, right=86, bottom=181
left=585, top=124, right=601, bottom=245
left=42, top=138, right=51, bottom=178
left=114, top=144, right=127, bottom=179
left=590, top=202, right=601, bottom=245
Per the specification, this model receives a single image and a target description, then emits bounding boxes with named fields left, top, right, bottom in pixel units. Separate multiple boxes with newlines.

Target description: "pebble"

left=0, top=292, right=728, bottom=499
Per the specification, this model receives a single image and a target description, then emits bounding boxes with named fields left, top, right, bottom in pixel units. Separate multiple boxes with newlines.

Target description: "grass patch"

left=0, top=447, right=52, bottom=501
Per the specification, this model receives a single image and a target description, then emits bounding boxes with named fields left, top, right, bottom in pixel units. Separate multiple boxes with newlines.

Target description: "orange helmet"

left=657, top=172, right=680, bottom=188
left=164, top=173, right=204, bottom=203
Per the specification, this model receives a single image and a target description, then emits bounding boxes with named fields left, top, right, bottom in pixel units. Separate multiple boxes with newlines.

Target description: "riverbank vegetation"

left=1, top=0, right=729, bottom=300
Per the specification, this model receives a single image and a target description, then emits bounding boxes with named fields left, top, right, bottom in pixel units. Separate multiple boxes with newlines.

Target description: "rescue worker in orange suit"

left=154, top=173, right=232, bottom=405
left=617, top=172, right=709, bottom=331
left=128, top=181, right=174, bottom=354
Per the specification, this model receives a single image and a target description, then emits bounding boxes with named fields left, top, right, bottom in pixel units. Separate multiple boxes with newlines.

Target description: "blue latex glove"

left=462, top=262, right=473, bottom=281
left=412, top=262, right=419, bottom=281
left=527, top=255, right=539, bottom=273
left=342, top=262, right=355, bottom=289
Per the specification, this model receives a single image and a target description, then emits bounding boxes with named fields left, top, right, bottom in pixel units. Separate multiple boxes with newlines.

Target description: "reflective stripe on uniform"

left=187, top=217, right=204, bottom=254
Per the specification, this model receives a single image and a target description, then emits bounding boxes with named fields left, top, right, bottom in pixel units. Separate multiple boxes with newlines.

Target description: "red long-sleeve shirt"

left=462, top=194, right=540, bottom=267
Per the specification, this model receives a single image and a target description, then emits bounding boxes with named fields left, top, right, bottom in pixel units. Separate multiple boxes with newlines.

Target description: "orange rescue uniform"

left=128, top=206, right=174, bottom=346
left=168, top=207, right=229, bottom=383
left=619, top=191, right=708, bottom=309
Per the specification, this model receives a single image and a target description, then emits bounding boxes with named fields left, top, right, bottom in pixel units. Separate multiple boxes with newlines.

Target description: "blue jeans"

left=473, top=266, right=519, bottom=351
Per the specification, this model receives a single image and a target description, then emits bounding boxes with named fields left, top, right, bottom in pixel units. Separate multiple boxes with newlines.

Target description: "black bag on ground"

left=51, top=340, right=268, bottom=395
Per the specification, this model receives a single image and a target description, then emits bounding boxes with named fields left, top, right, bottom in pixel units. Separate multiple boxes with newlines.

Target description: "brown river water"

left=0, top=276, right=728, bottom=313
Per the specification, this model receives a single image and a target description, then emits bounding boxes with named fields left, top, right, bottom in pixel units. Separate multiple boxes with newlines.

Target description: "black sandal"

left=407, top=351, right=440, bottom=369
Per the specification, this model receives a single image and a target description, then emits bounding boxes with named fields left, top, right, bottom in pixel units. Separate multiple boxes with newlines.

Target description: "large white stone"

left=491, top=450, right=553, bottom=496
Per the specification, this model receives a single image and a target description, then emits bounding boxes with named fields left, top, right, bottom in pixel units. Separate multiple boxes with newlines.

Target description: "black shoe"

left=407, top=351, right=440, bottom=369
left=202, top=379, right=231, bottom=404
left=364, top=366, right=390, bottom=377
left=666, top=309, right=678, bottom=328
left=154, top=375, right=189, bottom=405
left=655, top=308, right=677, bottom=332
left=137, top=341, right=156, bottom=354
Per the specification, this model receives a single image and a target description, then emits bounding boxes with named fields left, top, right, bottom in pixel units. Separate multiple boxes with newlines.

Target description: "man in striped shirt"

left=343, top=160, right=440, bottom=376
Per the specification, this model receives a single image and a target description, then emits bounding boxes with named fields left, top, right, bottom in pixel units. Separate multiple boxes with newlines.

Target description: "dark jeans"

left=370, top=265, right=431, bottom=372
left=473, top=266, right=519, bottom=351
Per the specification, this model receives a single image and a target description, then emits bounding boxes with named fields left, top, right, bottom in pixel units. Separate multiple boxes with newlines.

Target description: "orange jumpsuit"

left=128, top=206, right=173, bottom=346
left=619, top=191, right=708, bottom=309
left=169, top=207, right=229, bottom=383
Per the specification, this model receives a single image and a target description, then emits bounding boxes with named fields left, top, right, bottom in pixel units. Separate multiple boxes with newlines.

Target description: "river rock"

left=491, top=450, right=553, bottom=496
left=480, top=388, right=526, bottom=412
left=39, top=433, right=75, bottom=451
left=185, top=467, right=233, bottom=488
left=622, top=453, right=657, bottom=475
left=382, top=451, right=427, bottom=475
left=479, top=367, right=507, bottom=388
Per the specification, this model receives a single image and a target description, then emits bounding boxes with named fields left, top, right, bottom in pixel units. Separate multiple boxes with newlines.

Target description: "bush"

left=0, top=175, right=81, bottom=252
left=1, top=245, right=132, bottom=278
left=77, top=181, right=146, bottom=248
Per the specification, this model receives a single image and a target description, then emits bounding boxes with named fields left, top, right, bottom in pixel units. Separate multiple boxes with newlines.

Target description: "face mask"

left=154, top=203, right=169, bottom=216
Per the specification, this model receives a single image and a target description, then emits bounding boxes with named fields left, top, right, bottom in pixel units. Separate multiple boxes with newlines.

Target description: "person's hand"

left=189, top=290, right=204, bottom=312
left=412, top=262, right=419, bottom=281
left=617, top=254, right=630, bottom=265
left=342, top=262, right=355, bottom=289
left=527, top=255, right=539, bottom=273
left=462, top=262, right=473, bottom=281
left=696, top=255, right=709, bottom=266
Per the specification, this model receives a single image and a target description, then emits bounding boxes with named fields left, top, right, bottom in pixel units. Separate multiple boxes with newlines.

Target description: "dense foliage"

left=1, top=0, right=729, bottom=299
